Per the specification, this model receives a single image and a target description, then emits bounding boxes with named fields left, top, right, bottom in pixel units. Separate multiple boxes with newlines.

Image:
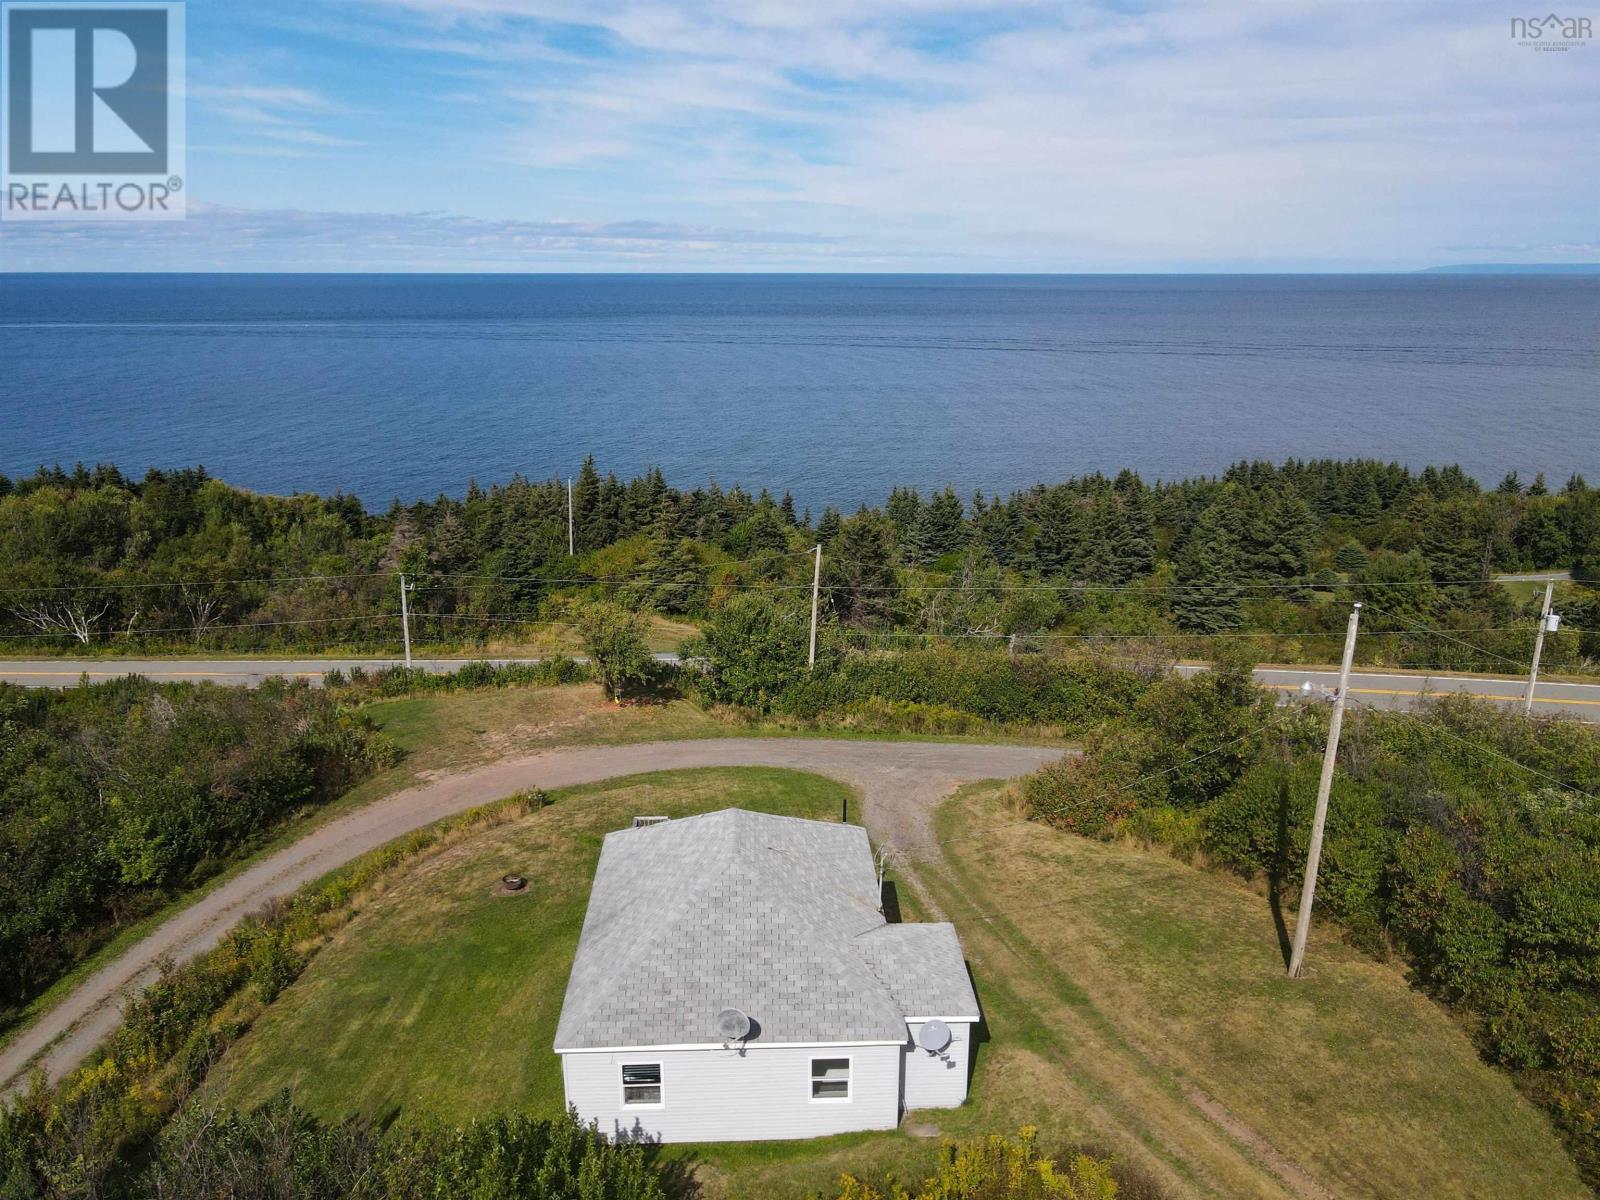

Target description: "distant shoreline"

left=1420, top=263, right=1600, bottom=275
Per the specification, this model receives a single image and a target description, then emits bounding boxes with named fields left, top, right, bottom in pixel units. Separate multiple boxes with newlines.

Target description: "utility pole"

left=808, top=544, right=822, bottom=668
left=398, top=573, right=414, bottom=668
left=1287, top=601, right=1361, bottom=979
left=1524, top=580, right=1555, bottom=715
left=567, top=477, right=575, bottom=558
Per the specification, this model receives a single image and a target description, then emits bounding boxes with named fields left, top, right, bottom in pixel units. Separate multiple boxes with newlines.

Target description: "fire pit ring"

left=501, top=874, right=528, bottom=892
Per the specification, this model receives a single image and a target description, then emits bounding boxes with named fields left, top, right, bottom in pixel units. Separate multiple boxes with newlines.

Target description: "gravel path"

left=1, top=737, right=1061, bottom=1092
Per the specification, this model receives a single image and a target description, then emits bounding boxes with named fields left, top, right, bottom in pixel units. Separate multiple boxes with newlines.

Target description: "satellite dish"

left=917, top=1019, right=952, bottom=1054
left=716, top=1007, right=752, bottom=1041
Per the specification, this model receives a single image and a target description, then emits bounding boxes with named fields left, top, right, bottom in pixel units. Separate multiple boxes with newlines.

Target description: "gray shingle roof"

left=856, top=923, right=979, bottom=1019
left=554, top=809, right=976, bottom=1050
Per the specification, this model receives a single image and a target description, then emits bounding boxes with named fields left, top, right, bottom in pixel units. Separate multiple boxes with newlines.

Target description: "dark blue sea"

left=2, top=273, right=1596, bottom=510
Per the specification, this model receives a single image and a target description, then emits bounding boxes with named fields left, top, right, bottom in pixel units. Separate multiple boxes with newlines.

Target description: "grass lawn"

left=203, top=767, right=855, bottom=1124
left=2, top=682, right=1059, bottom=1058
left=201, top=767, right=1584, bottom=1200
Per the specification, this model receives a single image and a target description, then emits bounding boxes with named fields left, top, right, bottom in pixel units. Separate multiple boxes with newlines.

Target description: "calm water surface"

left=1, top=273, right=1596, bottom=510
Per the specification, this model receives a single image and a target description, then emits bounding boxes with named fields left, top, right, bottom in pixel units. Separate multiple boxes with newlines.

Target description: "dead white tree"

left=12, top=599, right=111, bottom=644
left=179, top=584, right=223, bottom=640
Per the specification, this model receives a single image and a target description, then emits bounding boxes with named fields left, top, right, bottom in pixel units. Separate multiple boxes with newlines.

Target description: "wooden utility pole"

left=1287, top=601, right=1361, bottom=979
left=808, top=544, right=822, bottom=668
left=1524, top=580, right=1555, bottom=715
left=399, top=573, right=413, bottom=668
left=567, top=477, right=575, bottom=557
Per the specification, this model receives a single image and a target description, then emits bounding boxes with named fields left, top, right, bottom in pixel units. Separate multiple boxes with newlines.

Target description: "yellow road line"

left=1263, top=683, right=1600, bottom=707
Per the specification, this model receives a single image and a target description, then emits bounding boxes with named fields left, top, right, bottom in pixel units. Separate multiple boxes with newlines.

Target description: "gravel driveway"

left=1, top=736, right=1061, bottom=1092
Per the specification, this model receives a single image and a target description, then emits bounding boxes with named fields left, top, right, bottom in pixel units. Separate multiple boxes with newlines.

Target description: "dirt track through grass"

left=914, top=784, right=1585, bottom=1200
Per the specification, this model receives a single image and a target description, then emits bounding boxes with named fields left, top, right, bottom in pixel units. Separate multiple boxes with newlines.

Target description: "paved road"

left=6, top=656, right=1598, bottom=719
left=1494, top=571, right=1572, bottom=583
left=1197, top=665, right=1600, bottom=718
left=0, top=657, right=583, bottom=687
left=0, top=737, right=1060, bottom=1093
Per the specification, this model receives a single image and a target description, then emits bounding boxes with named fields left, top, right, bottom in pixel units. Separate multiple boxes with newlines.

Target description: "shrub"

left=1061, top=692, right=1600, bottom=1188
left=782, top=648, right=1148, bottom=731
left=831, top=1127, right=1119, bottom=1199
left=0, top=678, right=393, bottom=1023
left=142, top=1098, right=669, bottom=1200
left=683, top=591, right=813, bottom=712
left=575, top=603, right=653, bottom=702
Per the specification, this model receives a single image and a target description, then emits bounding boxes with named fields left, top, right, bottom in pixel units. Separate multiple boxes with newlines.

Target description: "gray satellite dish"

left=716, top=1007, right=752, bottom=1041
left=917, top=1019, right=952, bottom=1054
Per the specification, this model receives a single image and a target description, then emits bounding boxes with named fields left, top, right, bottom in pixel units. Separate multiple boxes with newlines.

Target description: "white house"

left=553, top=808, right=980, bottom=1143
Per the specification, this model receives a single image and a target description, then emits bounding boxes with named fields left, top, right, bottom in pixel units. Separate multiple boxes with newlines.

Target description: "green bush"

left=783, top=648, right=1148, bottom=730
left=1060, top=691, right=1600, bottom=1187
left=139, top=1098, right=669, bottom=1200
left=832, top=1126, right=1118, bottom=1199
left=575, top=603, right=653, bottom=702
left=683, top=591, right=813, bottom=712
left=0, top=678, right=393, bottom=1025
left=326, top=657, right=589, bottom=699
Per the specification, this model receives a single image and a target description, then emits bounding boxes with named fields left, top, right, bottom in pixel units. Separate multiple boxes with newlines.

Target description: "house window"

left=810, top=1057, right=851, bottom=1101
left=621, top=1063, right=662, bottom=1106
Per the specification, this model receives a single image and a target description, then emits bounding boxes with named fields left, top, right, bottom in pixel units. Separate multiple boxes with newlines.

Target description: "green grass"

left=201, top=767, right=1585, bottom=1200
left=2, top=683, right=1060, bottom=1060
left=203, top=767, right=856, bottom=1123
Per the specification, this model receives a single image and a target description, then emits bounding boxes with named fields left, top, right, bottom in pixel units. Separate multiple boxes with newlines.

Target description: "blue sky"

left=3, top=0, right=1597, bottom=271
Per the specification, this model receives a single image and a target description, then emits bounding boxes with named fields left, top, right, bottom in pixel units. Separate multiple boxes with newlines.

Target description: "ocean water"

left=1, top=273, right=1596, bottom=511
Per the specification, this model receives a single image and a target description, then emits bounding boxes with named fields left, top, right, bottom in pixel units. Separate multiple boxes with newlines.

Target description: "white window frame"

left=620, top=1062, right=663, bottom=1108
left=808, top=1054, right=852, bottom=1102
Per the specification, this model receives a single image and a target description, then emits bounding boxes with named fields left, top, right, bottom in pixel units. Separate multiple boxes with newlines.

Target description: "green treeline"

left=1021, top=661, right=1600, bottom=1187
left=0, top=678, right=397, bottom=1030
left=3, top=457, right=1599, bottom=669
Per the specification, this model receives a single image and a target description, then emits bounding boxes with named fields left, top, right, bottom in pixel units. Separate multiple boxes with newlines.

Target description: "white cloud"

left=7, top=0, right=1597, bottom=269
left=0, top=203, right=856, bottom=271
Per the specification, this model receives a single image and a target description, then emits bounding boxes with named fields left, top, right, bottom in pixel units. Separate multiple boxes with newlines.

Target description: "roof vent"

left=917, top=1019, right=952, bottom=1054
left=716, top=1007, right=752, bottom=1042
left=632, top=815, right=669, bottom=828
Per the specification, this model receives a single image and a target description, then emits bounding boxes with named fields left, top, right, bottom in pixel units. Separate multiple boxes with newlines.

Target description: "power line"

left=935, top=705, right=1307, bottom=855
left=0, top=547, right=821, bottom=596
left=846, top=625, right=1539, bottom=641
left=0, top=571, right=393, bottom=594
left=0, top=614, right=398, bottom=641
left=1356, top=603, right=1531, bottom=671
left=1348, top=698, right=1600, bottom=804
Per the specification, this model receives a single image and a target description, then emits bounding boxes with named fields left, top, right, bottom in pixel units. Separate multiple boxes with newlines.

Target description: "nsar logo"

left=1510, top=12, right=1593, bottom=50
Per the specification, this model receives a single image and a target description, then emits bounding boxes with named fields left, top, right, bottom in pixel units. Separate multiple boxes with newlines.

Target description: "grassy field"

left=1, top=681, right=1060, bottom=1057
left=201, top=766, right=1584, bottom=1199
left=203, top=767, right=855, bottom=1123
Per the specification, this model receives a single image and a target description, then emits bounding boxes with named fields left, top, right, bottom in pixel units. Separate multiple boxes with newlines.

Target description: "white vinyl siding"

left=562, top=1043, right=900, bottom=1142
left=901, top=1021, right=972, bottom=1110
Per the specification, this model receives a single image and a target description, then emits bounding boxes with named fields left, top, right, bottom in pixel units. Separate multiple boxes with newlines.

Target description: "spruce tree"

left=571, top=456, right=602, bottom=551
left=914, top=487, right=965, bottom=563
left=1253, top=488, right=1317, bottom=592
left=824, top=510, right=899, bottom=625
left=1112, top=489, right=1157, bottom=583
left=1421, top=498, right=1486, bottom=589
left=1172, top=501, right=1245, bottom=632
left=817, top=506, right=842, bottom=543
left=1031, top=488, right=1085, bottom=575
